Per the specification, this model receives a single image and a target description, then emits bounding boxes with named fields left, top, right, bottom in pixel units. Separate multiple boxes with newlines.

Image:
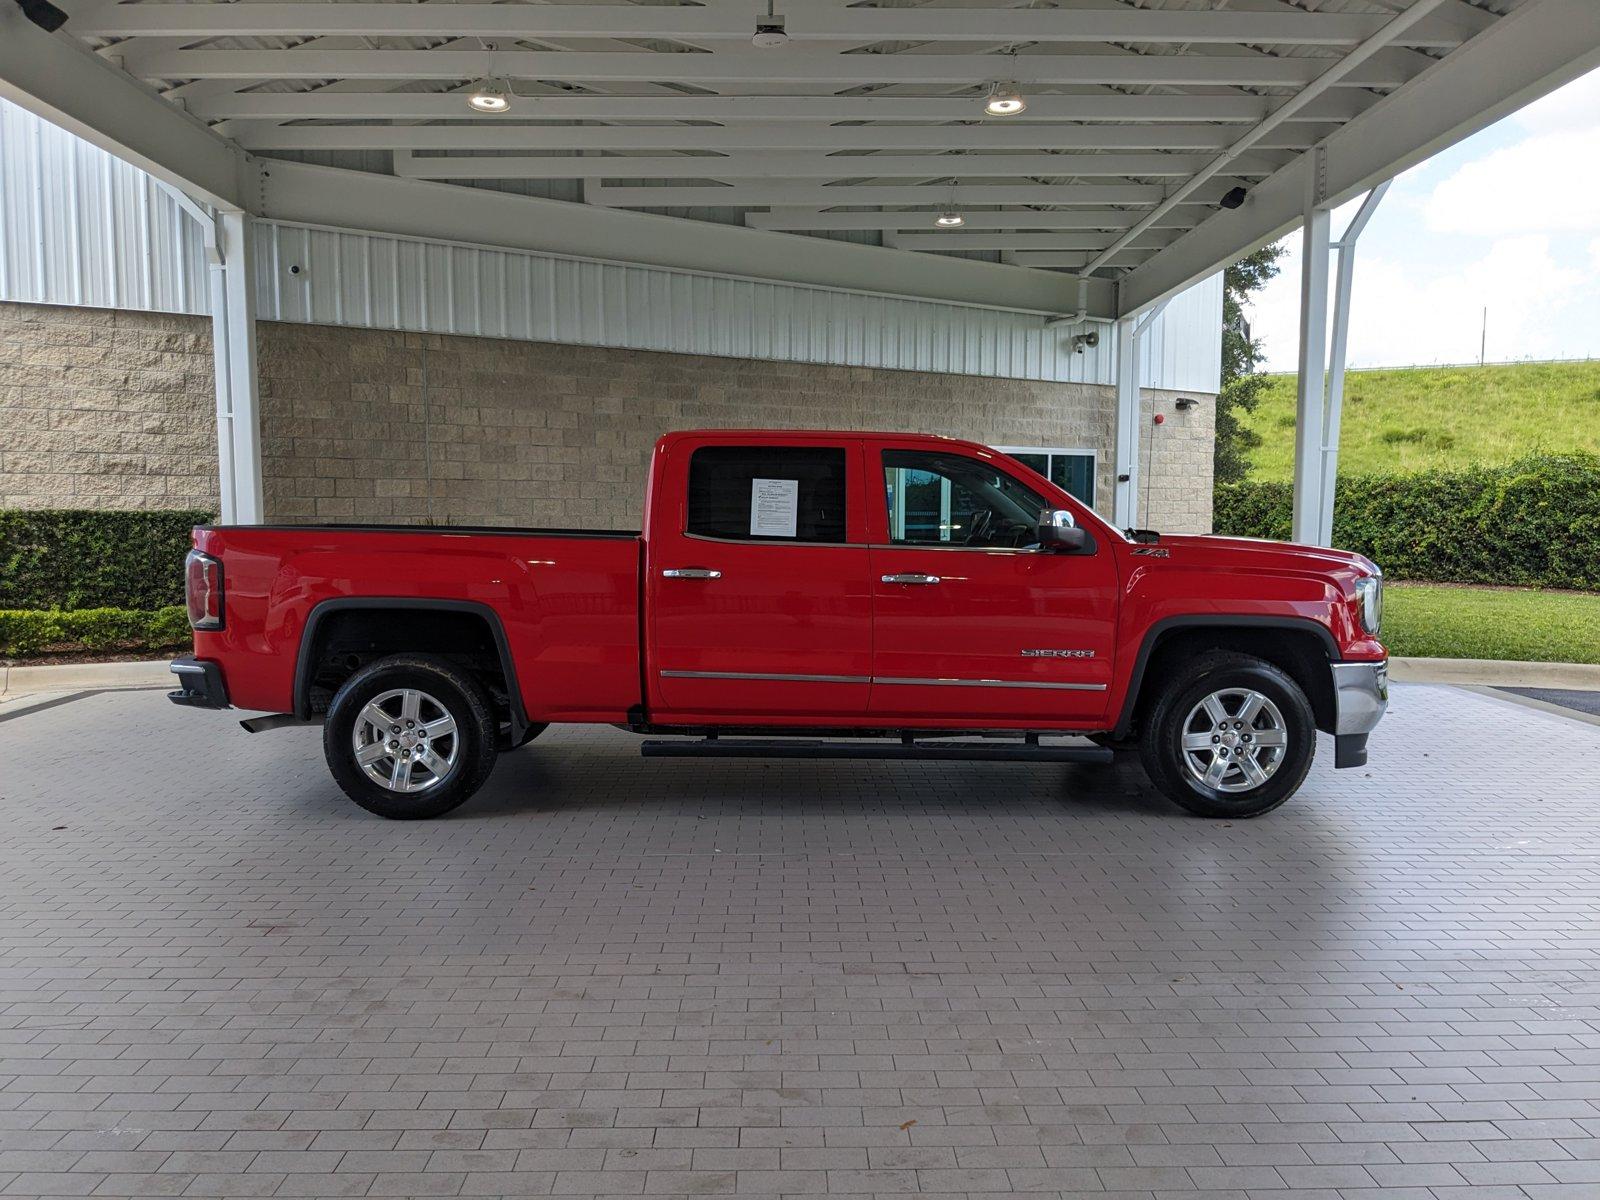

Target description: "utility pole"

left=1480, top=307, right=1487, bottom=366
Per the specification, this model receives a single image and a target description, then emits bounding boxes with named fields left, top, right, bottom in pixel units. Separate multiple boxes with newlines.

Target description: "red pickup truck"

left=170, top=429, right=1387, bottom=820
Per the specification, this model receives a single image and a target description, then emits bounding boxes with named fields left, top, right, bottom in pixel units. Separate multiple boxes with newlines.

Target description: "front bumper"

left=1330, top=659, right=1387, bottom=768
left=168, top=656, right=230, bottom=709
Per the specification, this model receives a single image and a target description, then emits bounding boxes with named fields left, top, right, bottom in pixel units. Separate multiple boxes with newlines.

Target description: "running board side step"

left=639, top=738, right=1113, bottom=764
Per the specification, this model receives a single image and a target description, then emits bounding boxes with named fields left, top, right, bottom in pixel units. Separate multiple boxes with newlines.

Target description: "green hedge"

left=1215, top=453, right=1600, bottom=590
left=0, top=509, right=211, bottom=611
left=0, top=606, right=190, bottom=658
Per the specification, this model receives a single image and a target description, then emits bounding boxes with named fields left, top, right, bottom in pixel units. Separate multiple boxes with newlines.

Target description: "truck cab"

left=171, top=429, right=1388, bottom=820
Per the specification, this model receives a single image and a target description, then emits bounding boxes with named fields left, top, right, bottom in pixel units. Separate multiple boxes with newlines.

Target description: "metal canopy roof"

left=2, top=0, right=1599, bottom=317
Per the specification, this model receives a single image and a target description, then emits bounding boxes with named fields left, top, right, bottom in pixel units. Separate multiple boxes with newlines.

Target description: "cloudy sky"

left=1245, top=65, right=1600, bottom=372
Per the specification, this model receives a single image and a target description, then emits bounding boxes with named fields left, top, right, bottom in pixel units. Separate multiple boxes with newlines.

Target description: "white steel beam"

left=255, top=159, right=1116, bottom=317
left=234, top=123, right=1315, bottom=154
left=1085, top=0, right=1451, bottom=280
left=1119, top=0, right=1600, bottom=315
left=194, top=92, right=1372, bottom=125
left=1008, top=250, right=1151, bottom=269
left=390, top=151, right=1270, bottom=181
left=891, top=232, right=1175, bottom=252
left=1291, top=151, right=1333, bottom=547
left=587, top=182, right=1230, bottom=208
left=0, top=7, right=247, bottom=210
left=121, top=48, right=1419, bottom=89
left=77, top=5, right=1474, bottom=47
left=1316, top=181, right=1390, bottom=547
left=745, top=208, right=1203, bottom=232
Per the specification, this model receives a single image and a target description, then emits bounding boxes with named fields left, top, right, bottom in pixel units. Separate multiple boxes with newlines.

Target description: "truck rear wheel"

left=1139, top=651, right=1315, bottom=818
left=323, top=654, right=499, bottom=819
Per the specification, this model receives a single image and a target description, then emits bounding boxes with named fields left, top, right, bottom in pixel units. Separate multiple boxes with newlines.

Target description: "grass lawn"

left=1383, top=583, right=1600, bottom=664
left=1241, top=360, right=1600, bottom=480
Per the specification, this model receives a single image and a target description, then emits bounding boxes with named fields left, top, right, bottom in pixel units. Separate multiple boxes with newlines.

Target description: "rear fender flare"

left=293, top=597, right=529, bottom=740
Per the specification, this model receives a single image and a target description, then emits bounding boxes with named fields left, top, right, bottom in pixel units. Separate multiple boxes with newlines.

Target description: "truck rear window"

left=687, top=446, right=848, bottom=543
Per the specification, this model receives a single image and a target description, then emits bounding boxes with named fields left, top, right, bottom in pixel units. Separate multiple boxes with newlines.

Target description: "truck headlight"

left=1354, top=573, right=1382, bottom=637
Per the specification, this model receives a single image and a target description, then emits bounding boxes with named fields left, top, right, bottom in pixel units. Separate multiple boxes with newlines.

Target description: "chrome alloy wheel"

left=1180, top=687, right=1289, bottom=793
left=351, top=688, right=460, bottom=794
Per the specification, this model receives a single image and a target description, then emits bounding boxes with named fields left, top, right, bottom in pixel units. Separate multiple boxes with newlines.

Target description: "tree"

left=1214, top=243, right=1285, bottom=485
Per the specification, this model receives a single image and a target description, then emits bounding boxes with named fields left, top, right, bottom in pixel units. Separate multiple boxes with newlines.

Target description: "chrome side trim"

left=660, top=669, right=1106, bottom=692
left=661, top=669, right=871, bottom=684
left=1331, top=660, right=1388, bottom=735
left=681, top=532, right=864, bottom=550
left=874, top=676, right=1108, bottom=692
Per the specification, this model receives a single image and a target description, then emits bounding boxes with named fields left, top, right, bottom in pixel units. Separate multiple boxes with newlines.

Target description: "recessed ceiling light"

left=984, top=81, right=1026, bottom=117
left=935, top=211, right=965, bottom=228
left=467, top=78, right=512, bottom=113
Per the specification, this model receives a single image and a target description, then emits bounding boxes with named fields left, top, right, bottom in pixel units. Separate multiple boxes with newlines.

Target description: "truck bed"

left=190, top=523, right=643, bottom=722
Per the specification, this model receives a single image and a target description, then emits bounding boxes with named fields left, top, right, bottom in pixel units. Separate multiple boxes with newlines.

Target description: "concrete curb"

left=0, top=658, right=171, bottom=700
left=1388, top=657, right=1600, bottom=688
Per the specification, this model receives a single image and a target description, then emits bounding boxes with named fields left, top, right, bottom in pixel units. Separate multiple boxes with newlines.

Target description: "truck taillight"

left=185, top=550, right=224, bottom=630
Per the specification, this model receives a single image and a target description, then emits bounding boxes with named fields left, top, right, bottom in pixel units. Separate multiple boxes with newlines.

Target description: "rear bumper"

left=1330, top=659, right=1387, bottom=768
left=168, top=656, right=230, bottom=709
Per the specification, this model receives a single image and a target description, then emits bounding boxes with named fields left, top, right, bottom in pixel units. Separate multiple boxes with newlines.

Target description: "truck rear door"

left=645, top=436, right=873, bottom=720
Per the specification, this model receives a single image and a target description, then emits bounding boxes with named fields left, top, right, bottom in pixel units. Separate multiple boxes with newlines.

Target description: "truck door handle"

left=881, top=573, right=941, bottom=585
left=662, top=567, right=722, bottom=579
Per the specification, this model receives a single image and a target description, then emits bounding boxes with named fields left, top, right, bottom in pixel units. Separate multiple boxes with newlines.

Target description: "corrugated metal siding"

left=0, top=96, right=1223, bottom=392
left=1140, top=271, right=1224, bottom=394
left=0, top=99, right=209, bottom=314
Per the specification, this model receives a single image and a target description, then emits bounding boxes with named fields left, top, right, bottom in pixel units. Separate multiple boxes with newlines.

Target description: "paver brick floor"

left=3, top=682, right=1600, bottom=1199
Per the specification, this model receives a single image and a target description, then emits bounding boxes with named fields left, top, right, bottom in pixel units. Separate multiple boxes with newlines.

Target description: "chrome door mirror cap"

left=1038, top=508, right=1089, bottom=552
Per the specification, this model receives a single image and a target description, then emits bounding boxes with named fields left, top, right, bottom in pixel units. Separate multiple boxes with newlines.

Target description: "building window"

left=999, top=447, right=1097, bottom=507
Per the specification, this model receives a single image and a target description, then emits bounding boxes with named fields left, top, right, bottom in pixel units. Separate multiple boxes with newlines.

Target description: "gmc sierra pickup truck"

left=170, top=429, right=1388, bottom=820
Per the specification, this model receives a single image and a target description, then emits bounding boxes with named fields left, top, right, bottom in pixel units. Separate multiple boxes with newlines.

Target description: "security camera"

left=1174, top=396, right=1201, bottom=411
left=13, top=0, right=69, bottom=31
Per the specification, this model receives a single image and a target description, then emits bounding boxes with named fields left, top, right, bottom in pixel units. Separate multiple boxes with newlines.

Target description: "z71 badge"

left=1021, top=648, right=1096, bottom=659
left=1131, top=546, right=1171, bottom=557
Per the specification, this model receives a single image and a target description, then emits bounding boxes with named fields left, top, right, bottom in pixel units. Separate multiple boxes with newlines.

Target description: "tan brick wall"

left=0, top=302, right=219, bottom=511
left=2, top=301, right=1216, bottom=532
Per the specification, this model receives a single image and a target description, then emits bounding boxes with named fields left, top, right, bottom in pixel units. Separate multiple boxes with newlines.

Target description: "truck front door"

left=867, top=443, right=1118, bottom=724
left=647, top=438, right=874, bottom=720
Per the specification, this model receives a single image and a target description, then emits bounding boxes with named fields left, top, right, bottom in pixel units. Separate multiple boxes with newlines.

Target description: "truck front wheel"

left=324, top=654, right=499, bottom=819
left=1139, top=651, right=1315, bottom=818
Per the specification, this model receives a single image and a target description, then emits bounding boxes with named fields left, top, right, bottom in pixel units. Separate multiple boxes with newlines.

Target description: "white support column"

left=1112, top=314, right=1141, bottom=529
left=1111, top=300, right=1169, bottom=530
left=148, top=182, right=263, bottom=525
left=214, top=211, right=264, bottom=523
left=1316, top=181, right=1390, bottom=546
left=1291, top=148, right=1333, bottom=544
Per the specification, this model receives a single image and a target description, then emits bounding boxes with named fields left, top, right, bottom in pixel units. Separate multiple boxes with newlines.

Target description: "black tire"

left=1139, top=651, right=1315, bottom=818
left=323, top=654, right=499, bottom=819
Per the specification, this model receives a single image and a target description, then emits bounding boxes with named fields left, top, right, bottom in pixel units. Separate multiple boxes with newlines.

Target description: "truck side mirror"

left=1038, top=508, right=1089, bottom=552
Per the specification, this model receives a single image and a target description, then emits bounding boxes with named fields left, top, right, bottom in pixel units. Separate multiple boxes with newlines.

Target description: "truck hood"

left=1142, top=533, right=1378, bottom=577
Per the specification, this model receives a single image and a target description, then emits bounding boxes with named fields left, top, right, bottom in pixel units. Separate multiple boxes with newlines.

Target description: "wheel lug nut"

left=391, top=725, right=401, bottom=735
